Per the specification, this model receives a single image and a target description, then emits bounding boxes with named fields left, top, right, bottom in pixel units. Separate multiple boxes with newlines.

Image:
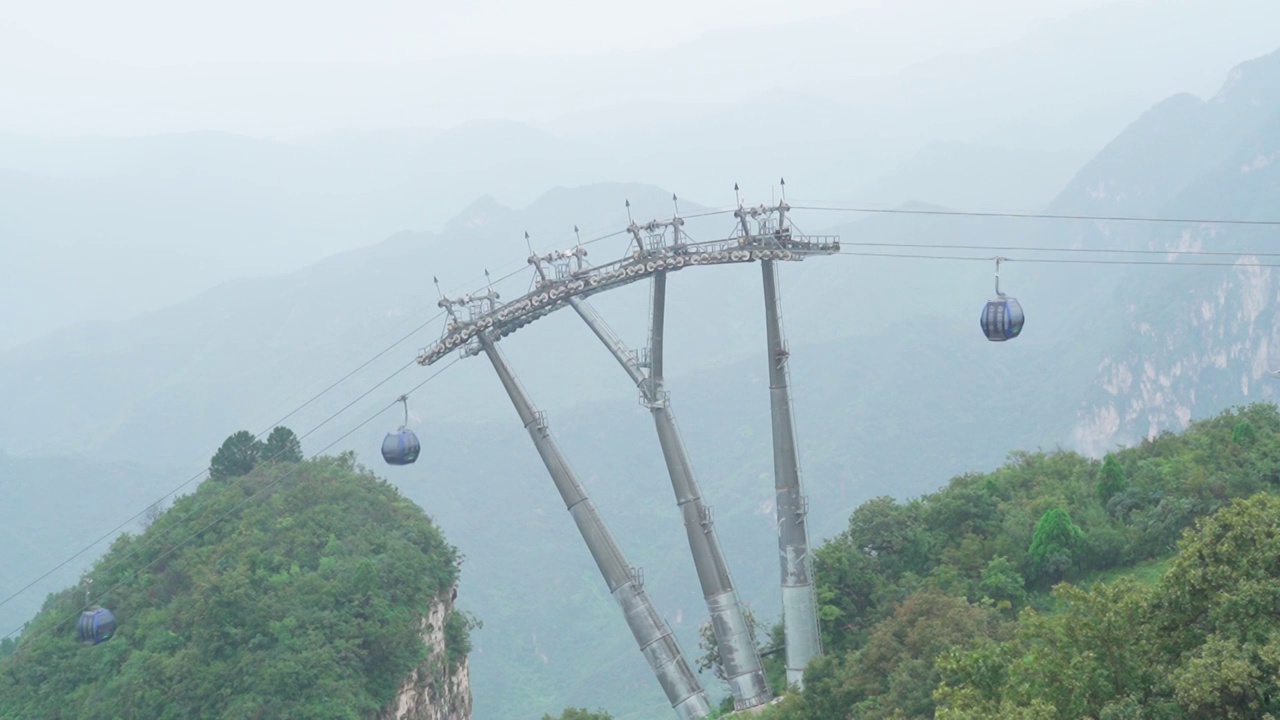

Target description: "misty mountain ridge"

left=6, top=0, right=1280, bottom=350
left=1049, top=47, right=1280, bottom=219
left=5, top=42, right=1280, bottom=464
left=1011, top=48, right=1280, bottom=456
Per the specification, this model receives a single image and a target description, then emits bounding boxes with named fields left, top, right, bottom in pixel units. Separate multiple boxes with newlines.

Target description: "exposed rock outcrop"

left=377, top=589, right=472, bottom=720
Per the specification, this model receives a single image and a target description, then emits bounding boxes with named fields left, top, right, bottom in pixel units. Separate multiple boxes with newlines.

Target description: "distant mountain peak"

left=445, top=195, right=512, bottom=233
left=1210, top=47, right=1280, bottom=106
left=523, top=181, right=690, bottom=219
left=1047, top=45, right=1280, bottom=218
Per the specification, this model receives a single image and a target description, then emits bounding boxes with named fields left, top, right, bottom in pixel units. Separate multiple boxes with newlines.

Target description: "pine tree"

left=1028, top=507, right=1084, bottom=585
left=209, top=430, right=263, bottom=480
left=1096, top=454, right=1129, bottom=505
left=262, top=426, right=303, bottom=463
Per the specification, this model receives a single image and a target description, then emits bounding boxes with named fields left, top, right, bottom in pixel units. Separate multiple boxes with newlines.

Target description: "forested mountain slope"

left=758, top=403, right=1280, bottom=719
left=0, top=435, right=472, bottom=720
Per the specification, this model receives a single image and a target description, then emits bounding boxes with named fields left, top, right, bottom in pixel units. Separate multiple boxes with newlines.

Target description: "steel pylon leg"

left=479, top=332, right=712, bottom=719
left=570, top=281, right=773, bottom=710
left=760, top=258, right=822, bottom=688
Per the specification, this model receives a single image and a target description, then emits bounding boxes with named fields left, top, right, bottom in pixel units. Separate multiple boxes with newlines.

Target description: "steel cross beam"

left=415, top=204, right=838, bottom=368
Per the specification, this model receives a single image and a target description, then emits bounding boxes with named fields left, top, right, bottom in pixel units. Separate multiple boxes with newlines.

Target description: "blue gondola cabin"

left=77, top=607, right=116, bottom=645
left=382, top=430, right=421, bottom=466
left=981, top=296, right=1025, bottom=342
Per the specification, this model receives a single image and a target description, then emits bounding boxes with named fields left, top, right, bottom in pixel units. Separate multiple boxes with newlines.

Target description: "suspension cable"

left=791, top=203, right=1280, bottom=227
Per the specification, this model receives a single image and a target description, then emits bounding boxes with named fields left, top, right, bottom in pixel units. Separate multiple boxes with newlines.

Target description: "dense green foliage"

left=0, top=441, right=464, bottom=720
left=444, top=607, right=481, bottom=673
left=761, top=403, right=1280, bottom=719
left=936, top=493, right=1280, bottom=719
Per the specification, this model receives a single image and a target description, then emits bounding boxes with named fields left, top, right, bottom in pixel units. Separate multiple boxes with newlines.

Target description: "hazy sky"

left=0, top=0, right=1119, bottom=137
left=6, top=0, right=873, bottom=62
left=4, top=0, right=1110, bottom=64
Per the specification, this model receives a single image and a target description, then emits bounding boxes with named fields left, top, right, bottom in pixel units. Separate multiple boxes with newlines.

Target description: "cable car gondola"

left=382, top=395, right=421, bottom=466
left=77, top=607, right=116, bottom=645
left=980, top=257, right=1024, bottom=342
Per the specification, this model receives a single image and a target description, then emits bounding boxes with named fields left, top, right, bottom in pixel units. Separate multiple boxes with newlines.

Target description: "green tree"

left=845, top=589, right=1004, bottom=719
left=936, top=579, right=1160, bottom=719
left=1027, top=508, right=1084, bottom=585
left=262, top=426, right=303, bottom=463
left=1152, top=493, right=1280, bottom=719
left=843, top=496, right=935, bottom=579
left=444, top=609, right=481, bottom=672
left=977, top=556, right=1026, bottom=611
left=814, top=531, right=881, bottom=653
left=1096, top=454, right=1129, bottom=506
left=209, top=429, right=263, bottom=480
left=1231, top=420, right=1257, bottom=446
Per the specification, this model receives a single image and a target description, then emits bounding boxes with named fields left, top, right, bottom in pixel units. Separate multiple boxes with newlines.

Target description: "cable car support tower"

left=418, top=187, right=837, bottom=714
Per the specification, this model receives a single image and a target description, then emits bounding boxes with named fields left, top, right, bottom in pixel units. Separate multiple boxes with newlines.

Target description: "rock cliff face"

left=1045, top=49, right=1280, bottom=456
left=1072, top=257, right=1280, bottom=456
left=377, top=589, right=472, bottom=720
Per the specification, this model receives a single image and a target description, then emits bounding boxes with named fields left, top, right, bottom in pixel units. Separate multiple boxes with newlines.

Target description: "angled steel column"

left=760, top=257, right=822, bottom=688
left=478, top=331, right=712, bottom=720
left=569, top=278, right=773, bottom=710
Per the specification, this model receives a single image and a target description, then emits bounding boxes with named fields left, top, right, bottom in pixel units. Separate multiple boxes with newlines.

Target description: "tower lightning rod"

left=565, top=207, right=772, bottom=709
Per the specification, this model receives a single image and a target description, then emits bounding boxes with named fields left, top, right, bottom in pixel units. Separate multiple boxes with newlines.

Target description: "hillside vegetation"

left=0, top=432, right=467, bottom=720
left=758, top=403, right=1280, bottom=719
